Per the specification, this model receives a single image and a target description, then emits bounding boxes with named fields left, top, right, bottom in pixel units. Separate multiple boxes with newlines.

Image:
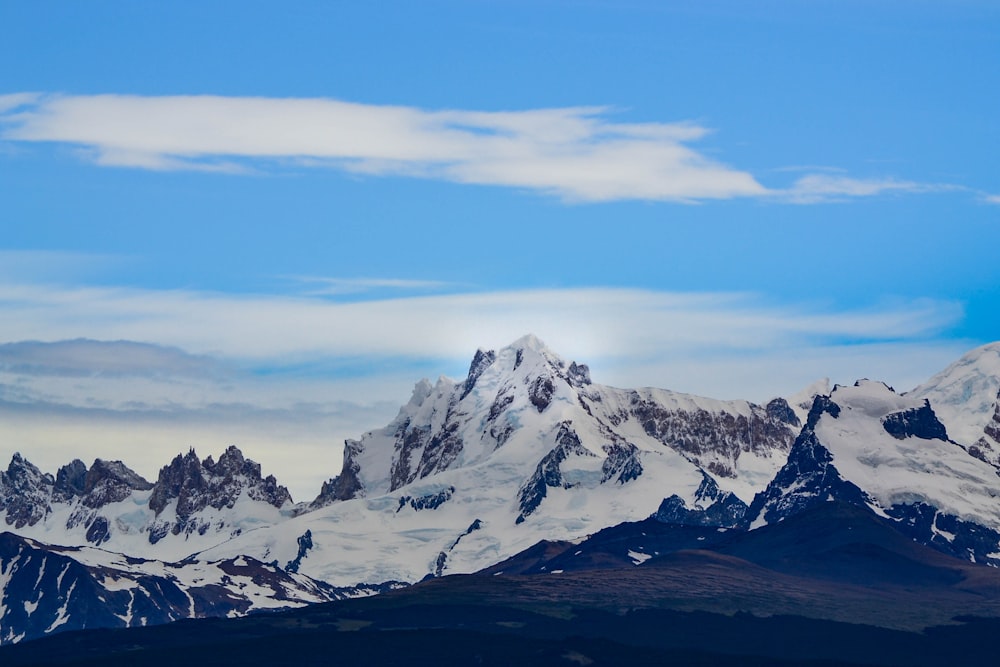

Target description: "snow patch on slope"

left=911, top=342, right=1000, bottom=446
left=820, top=382, right=1000, bottom=531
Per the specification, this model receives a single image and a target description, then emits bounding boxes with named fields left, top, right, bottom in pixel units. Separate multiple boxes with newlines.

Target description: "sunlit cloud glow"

left=0, top=274, right=973, bottom=500
left=0, top=282, right=963, bottom=365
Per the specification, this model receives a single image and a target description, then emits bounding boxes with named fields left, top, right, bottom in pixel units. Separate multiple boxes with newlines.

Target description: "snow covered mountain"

left=747, top=380, right=1000, bottom=563
left=0, top=531, right=395, bottom=645
left=970, top=395, right=1000, bottom=466
left=4, top=333, right=1000, bottom=647
left=198, top=334, right=800, bottom=585
left=910, top=342, right=1000, bottom=451
left=0, top=446, right=293, bottom=561
left=0, top=446, right=394, bottom=645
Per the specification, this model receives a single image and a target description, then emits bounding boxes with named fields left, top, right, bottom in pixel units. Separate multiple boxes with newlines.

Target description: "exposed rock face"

left=311, top=440, right=366, bottom=509
left=413, top=422, right=464, bottom=485
left=881, top=400, right=949, bottom=441
left=52, top=459, right=87, bottom=503
left=765, top=397, right=800, bottom=427
left=397, top=486, right=454, bottom=513
left=313, top=335, right=800, bottom=523
left=654, top=472, right=748, bottom=528
left=0, top=454, right=54, bottom=529
left=383, top=385, right=465, bottom=495
left=909, top=342, right=1000, bottom=447
left=461, top=349, right=496, bottom=399
left=968, top=390, right=1000, bottom=466
left=0, top=531, right=342, bottom=646
left=745, top=384, right=1000, bottom=565
left=148, top=446, right=290, bottom=542
left=528, top=374, right=556, bottom=412
left=149, top=449, right=207, bottom=517
left=433, top=518, right=484, bottom=578
left=2, top=447, right=286, bottom=549
left=516, top=423, right=595, bottom=523
left=64, top=459, right=153, bottom=545
left=600, top=442, right=643, bottom=485
left=285, top=529, right=314, bottom=573
left=81, top=459, right=154, bottom=508
left=884, top=502, right=1000, bottom=564
left=2, top=453, right=154, bottom=544
left=6, top=334, right=1000, bottom=647
left=620, top=392, right=796, bottom=479
left=84, top=516, right=111, bottom=544
left=746, top=395, right=869, bottom=527
left=982, top=393, right=1000, bottom=444
left=485, top=385, right=517, bottom=449
left=567, top=361, right=591, bottom=387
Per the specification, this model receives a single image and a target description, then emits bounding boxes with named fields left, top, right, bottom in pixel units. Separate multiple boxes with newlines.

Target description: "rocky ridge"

left=313, top=334, right=799, bottom=511
left=3, top=334, right=1000, bottom=647
left=0, top=531, right=395, bottom=645
left=202, top=335, right=803, bottom=588
left=0, top=446, right=291, bottom=560
left=747, top=380, right=1000, bottom=564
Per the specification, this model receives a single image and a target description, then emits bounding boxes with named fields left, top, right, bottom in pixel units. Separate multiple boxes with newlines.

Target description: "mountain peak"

left=502, top=334, right=575, bottom=371
left=784, top=377, right=831, bottom=425
left=828, top=379, right=919, bottom=420
left=508, top=333, right=550, bottom=353
left=1, top=452, right=54, bottom=529
left=147, top=445, right=291, bottom=543
left=910, top=341, right=1000, bottom=446
left=457, top=335, right=586, bottom=402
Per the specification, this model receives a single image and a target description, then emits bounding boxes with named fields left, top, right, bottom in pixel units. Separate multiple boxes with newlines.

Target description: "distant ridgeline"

left=2, top=335, right=1000, bottom=647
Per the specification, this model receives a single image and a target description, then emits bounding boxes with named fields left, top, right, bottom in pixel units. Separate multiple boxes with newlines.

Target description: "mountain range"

left=2, top=334, right=1000, bottom=650
left=6, top=501, right=1000, bottom=666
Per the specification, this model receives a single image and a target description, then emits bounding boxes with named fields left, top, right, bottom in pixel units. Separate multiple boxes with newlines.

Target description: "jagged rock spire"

left=0, top=453, right=54, bottom=529
left=148, top=446, right=291, bottom=536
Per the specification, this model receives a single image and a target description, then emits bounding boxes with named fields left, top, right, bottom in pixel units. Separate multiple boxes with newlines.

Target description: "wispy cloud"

left=290, top=276, right=457, bottom=296
left=0, top=278, right=973, bottom=499
left=0, top=92, right=40, bottom=114
left=0, top=279, right=964, bottom=381
left=983, top=194, right=1000, bottom=205
left=0, top=336, right=410, bottom=500
left=779, top=174, right=956, bottom=204
left=0, top=93, right=768, bottom=202
left=0, top=338, right=225, bottom=379
left=0, top=389, right=400, bottom=502
left=1, top=92, right=963, bottom=205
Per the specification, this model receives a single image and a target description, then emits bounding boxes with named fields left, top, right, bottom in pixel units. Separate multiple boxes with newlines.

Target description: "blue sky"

left=0, top=1, right=997, bottom=498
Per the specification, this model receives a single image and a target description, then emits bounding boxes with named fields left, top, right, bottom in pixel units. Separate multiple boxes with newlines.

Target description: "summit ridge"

left=3, top=334, right=1000, bottom=646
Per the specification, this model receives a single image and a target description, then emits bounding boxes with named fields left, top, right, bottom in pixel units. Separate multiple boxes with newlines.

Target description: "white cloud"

left=2, top=92, right=963, bottom=204
left=0, top=92, right=40, bottom=114
left=0, top=338, right=223, bottom=378
left=0, top=398, right=397, bottom=504
left=0, top=93, right=768, bottom=202
left=0, top=279, right=975, bottom=500
left=780, top=174, right=952, bottom=204
left=0, top=282, right=963, bottom=365
left=983, top=194, right=1000, bottom=205
left=0, top=337, right=413, bottom=501
left=600, top=341, right=973, bottom=402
